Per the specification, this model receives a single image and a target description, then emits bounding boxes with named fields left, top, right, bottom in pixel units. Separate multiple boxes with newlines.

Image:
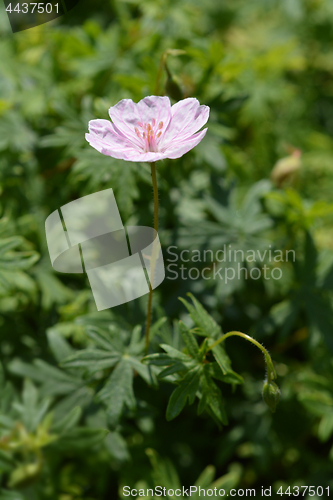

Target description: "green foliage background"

left=1, top=0, right=333, bottom=497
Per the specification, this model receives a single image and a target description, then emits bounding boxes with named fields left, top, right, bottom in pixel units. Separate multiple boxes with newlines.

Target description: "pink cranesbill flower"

left=85, top=96, right=209, bottom=162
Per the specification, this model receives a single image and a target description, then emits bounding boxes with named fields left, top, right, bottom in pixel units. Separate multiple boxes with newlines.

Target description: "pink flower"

left=85, top=96, right=209, bottom=162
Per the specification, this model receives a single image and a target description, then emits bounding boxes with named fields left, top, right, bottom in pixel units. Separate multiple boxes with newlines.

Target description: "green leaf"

left=160, top=344, right=192, bottom=362
left=61, top=349, right=120, bottom=372
left=33, top=265, right=74, bottom=309
left=158, top=362, right=188, bottom=379
left=179, top=321, right=200, bottom=359
left=208, top=363, right=244, bottom=385
left=209, top=342, right=233, bottom=375
left=98, top=359, right=135, bottom=427
left=126, top=356, right=151, bottom=384
left=0, top=237, right=23, bottom=256
left=71, top=149, right=140, bottom=219
left=0, top=252, right=39, bottom=271
left=149, top=316, right=168, bottom=340
left=47, top=329, right=75, bottom=364
left=0, top=450, right=16, bottom=473
left=146, top=448, right=181, bottom=491
left=198, top=339, right=209, bottom=362
left=51, top=406, right=82, bottom=434
left=9, top=358, right=84, bottom=398
left=200, top=368, right=228, bottom=425
left=11, top=379, right=52, bottom=433
left=86, top=326, right=123, bottom=353
left=21, top=379, right=39, bottom=428
left=52, top=387, right=93, bottom=421
left=105, top=432, right=130, bottom=462
left=318, top=413, right=333, bottom=442
left=141, top=353, right=176, bottom=366
left=298, top=391, right=333, bottom=417
left=146, top=448, right=181, bottom=489
left=8, top=359, right=43, bottom=382
left=179, top=294, right=222, bottom=339
left=194, top=465, right=216, bottom=489
left=0, top=110, right=37, bottom=152
left=209, top=463, right=243, bottom=494
left=57, top=428, right=109, bottom=450
left=166, top=367, right=201, bottom=420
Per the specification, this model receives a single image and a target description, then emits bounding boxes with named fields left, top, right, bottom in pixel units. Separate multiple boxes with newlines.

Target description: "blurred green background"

left=1, top=0, right=333, bottom=498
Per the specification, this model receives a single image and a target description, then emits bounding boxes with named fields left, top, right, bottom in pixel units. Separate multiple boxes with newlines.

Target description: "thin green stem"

left=207, top=330, right=277, bottom=381
left=155, top=53, right=166, bottom=95
left=145, top=162, right=159, bottom=354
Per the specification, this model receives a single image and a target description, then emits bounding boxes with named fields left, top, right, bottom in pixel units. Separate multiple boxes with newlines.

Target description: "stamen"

left=133, top=118, right=163, bottom=153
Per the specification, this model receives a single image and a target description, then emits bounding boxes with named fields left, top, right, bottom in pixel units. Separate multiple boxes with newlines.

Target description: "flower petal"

left=87, top=119, right=138, bottom=150
left=108, top=96, right=172, bottom=146
left=161, top=98, right=209, bottom=147
left=86, top=97, right=209, bottom=162
left=135, top=96, right=172, bottom=130
left=163, top=128, right=208, bottom=159
left=85, top=132, right=169, bottom=162
left=85, top=133, right=138, bottom=160
left=122, top=151, right=171, bottom=162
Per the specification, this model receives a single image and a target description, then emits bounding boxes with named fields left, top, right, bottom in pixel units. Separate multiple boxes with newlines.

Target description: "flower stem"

left=207, top=330, right=277, bottom=382
left=155, top=54, right=166, bottom=95
left=145, top=162, right=159, bottom=354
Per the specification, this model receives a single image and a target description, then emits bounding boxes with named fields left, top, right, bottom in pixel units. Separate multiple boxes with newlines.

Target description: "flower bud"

left=270, top=149, right=302, bottom=188
left=165, top=74, right=184, bottom=101
left=263, top=380, right=280, bottom=413
left=164, top=61, right=184, bottom=101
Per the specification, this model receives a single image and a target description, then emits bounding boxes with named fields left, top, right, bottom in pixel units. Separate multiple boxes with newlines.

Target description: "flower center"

left=134, top=119, right=164, bottom=153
